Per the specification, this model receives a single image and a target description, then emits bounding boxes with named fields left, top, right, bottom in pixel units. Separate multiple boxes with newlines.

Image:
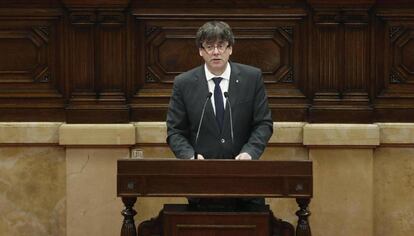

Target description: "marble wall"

left=0, top=122, right=413, bottom=236
left=374, top=123, right=414, bottom=236
left=0, top=123, right=65, bottom=236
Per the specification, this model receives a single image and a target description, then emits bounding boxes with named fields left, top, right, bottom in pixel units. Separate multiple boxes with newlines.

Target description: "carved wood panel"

left=66, top=9, right=129, bottom=123
left=0, top=10, right=65, bottom=121
left=389, top=26, right=414, bottom=84
left=0, top=27, right=49, bottom=83
left=130, top=13, right=308, bottom=121
left=0, top=0, right=413, bottom=122
left=309, top=9, right=372, bottom=123
left=140, top=22, right=299, bottom=86
left=373, top=10, right=414, bottom=121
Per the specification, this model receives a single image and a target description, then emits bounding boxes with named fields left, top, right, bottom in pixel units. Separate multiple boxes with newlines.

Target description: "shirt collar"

left=204, top=62, right=231, bottom=81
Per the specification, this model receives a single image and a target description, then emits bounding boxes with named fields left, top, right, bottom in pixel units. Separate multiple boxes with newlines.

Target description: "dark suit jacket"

left=166, top=62, right=273, bottom=159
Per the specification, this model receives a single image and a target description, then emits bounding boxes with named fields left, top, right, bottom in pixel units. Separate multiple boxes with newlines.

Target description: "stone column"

left=374, top=123, right=414, bottom=236
left=304, top=124, right=379, bottom=236
left=59, top=124, right=135, bottom=236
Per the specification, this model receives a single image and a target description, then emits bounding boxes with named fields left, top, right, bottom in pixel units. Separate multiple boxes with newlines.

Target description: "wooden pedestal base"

left=138, top=204, right=294, bottom=236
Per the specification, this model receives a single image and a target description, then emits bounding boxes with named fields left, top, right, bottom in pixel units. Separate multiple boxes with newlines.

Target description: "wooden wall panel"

left=373, top=9, right=414, bottom=121
left=130, top=10, right=308, bottom=121
left=309, top=8, right=372, bottom=123
left=65, top=9, right=129, bottom=123
left=0, top=9, right=64, bottom=121
left=0, top=0, right=414, bottom=123
left=344, top=26, right=368, bottom=90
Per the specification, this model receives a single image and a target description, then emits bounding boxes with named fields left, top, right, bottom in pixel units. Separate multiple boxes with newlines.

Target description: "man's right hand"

left=196, top=154, right=205, bottom=160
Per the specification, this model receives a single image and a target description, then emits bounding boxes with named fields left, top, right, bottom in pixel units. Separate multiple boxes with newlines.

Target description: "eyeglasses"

left=201, top=43, right=230, bottom=54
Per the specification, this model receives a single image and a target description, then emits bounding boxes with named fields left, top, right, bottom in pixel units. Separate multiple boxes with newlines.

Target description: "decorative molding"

left=39, top=73, right=50, bottom=83
left=320, top=14, right=336, bottom=22
left=343, top=12, right=369, bottom=24
left=145, top=69, right=157, bottom=83
left=280, top=26, right=293, bottom=37
left=314, top=10, right=369, bottom=24
left=69, top=11, right=96, bottom=25
left=34, top=67, right=50, bottom=83
left=69, top=10, right=126, bottom=26
left=389, top=70, right=404, bottom=84
left=34, top=26, right=50, bottom=38
left=280, top=67, right=294, bottom=83
left=145, top=25, right=159, bottom=37
left=97, top=11, right=125, bottom=26
left=389, top=25, right=403, bottom=40
left=334, top=11, right=347, bottom=24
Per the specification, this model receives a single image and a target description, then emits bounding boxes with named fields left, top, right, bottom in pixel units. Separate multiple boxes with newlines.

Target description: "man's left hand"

left=235, top=152, right=252, bottom=160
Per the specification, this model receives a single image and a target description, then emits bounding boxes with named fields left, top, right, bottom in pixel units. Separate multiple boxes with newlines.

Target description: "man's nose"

left=212, top=46, right=220, bottom=54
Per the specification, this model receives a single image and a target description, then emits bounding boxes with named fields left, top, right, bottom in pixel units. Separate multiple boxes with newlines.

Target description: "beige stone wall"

left=374, top=124, right=414, bottom=236
left=0, top=123, right=65, bottom=236
left=0, top=122, right=414, bottom=236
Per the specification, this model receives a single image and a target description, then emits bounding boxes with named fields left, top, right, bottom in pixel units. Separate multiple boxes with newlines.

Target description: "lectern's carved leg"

left=121, top=197, right=137, bottom=236
left=295, top=198, right=311, bottom=236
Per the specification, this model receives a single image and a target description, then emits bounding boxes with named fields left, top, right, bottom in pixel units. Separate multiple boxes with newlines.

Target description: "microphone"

left=224, top=92, right=234, bottom=144
left=195, top=92, right=213, bottom=147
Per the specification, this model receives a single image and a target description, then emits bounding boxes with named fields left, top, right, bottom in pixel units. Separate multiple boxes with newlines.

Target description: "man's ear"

left=199, top=48, right=203, bottom=57
left=228, top=46, right=232, bottom=55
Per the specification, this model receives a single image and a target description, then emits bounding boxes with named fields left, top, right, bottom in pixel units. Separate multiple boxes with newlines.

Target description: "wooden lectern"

left=117, top=159, right=312, bottom=236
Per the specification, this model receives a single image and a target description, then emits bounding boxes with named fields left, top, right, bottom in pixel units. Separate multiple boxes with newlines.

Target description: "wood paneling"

left=65, top=8, right=129, bottom=123
left=130, top=9, right=308, bottom=121
left=373, top=8, right=414, bottom=121
left=0, top=8, right=64, bottom=121
left=309, top=8, right=372, bottom=123
left=0, top=0, right=413, bottom=122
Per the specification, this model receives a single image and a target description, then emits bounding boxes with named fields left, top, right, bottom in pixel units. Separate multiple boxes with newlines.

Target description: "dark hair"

left=195, top=21, right=235, bottom=48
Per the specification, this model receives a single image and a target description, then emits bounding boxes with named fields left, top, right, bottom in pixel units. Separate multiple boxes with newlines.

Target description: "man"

left=166, top=21, right=273, bottom=209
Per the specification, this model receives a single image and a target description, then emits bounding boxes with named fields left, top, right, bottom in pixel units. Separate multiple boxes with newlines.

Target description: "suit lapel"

left=227, top=62, right=241, bottom=106
left=222, top=62, right=241, bottom=134
left=193, top=66, right=209, bottom=99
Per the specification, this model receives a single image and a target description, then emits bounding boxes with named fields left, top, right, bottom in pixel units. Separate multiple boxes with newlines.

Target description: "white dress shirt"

left=204, top=63, right=231, bottom=115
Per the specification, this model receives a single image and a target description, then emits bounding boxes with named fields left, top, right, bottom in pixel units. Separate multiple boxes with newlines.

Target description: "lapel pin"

left=236, top=80, right=239, bottom=83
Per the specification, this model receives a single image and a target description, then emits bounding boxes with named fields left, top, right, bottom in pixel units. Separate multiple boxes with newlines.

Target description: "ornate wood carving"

left=280, top=67, right=294, bottom=83
left=121, top=197, right=137, bottom=236
left=310, top=8, right=372, bottom=123
left=145, top=69, right=158, bottom=83
left=0, top=0, right=414, bottom=122
left=389, top=25, right=403, bottom=40
left=145, top=25, right=159, bottom=37
left=296, top=198, right=312, bottom=236
left=66, top=8, right=129, bottom=123
left=373, top=9, right=414, bottom=121
left=131, top=13, right=307, bottom=121
left=393, top=28, right=414, bottom=83
left=389, top=70, right=404, bottom=84
left=0, top=8, right=65, bottom=121
left=0, top=28, right=49, bottom=83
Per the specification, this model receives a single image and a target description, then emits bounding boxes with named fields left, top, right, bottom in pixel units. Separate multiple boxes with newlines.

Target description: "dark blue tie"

left=213, top=77, right=224, bottom=131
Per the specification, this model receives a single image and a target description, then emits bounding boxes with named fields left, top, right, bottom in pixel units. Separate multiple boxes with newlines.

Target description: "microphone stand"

left=194, top=92, right=212, bottom=158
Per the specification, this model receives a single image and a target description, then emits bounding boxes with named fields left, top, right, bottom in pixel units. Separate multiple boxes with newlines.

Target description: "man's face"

left=199, top=40, right=232, bottom=75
